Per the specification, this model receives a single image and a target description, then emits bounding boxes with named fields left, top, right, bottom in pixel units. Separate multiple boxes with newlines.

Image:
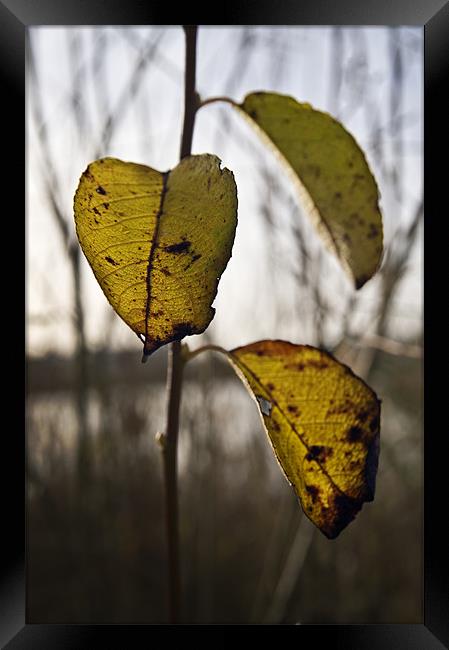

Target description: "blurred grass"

left=26, top=347, right=422, bottom=624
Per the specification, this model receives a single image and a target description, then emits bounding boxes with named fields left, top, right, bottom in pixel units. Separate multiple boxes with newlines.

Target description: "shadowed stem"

left=163, top=339, right=184, bottom=624
left=162, top=24, right=198, bottom=625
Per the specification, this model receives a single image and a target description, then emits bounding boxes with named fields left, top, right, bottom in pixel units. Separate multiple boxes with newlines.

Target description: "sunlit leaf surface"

left=225, top=340, right=380, bottom=538
left=238, top=92, right=383, bottom=289
left=74, top=155, right=237, bottom=357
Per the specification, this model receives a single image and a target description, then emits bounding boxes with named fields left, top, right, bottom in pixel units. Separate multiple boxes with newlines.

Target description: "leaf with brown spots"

left=223, top=340, right=380, bottom=538
left=236, top=92, right=383, bottom=289
left=74, top=155, right=237, bottom=358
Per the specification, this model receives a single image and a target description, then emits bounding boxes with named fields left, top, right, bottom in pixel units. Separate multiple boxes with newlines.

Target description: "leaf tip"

left=354, top=274, right=370, bottom=290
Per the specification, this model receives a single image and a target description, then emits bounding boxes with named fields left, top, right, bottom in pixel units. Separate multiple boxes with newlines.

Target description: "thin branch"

left=349, top=333, right=422, bottom=359
left=162, top=25, right=199, bottom=625
left=264, top=515, right=315, bottom=623
left=95, top=30, right=164, bottom=156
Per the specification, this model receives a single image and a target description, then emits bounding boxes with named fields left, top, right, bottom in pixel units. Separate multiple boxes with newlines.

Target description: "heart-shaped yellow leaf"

left=225, top=340, right=380, bottom=538
left=238, top=92, right=383, bottom=289
left=74, top=155, right=237, bottom=357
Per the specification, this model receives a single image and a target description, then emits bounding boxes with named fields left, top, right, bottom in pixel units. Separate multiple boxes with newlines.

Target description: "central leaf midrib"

left=143, top=170, right=170, bottom=356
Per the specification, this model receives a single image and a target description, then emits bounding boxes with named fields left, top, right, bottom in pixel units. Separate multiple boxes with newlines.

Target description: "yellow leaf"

left=238, top=92, right=383, bottom=289
left=74, top=155, right=237, bottom=357
left=225, top=340, right=380, bottom=538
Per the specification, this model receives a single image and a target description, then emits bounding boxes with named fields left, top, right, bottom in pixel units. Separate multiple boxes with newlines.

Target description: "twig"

left=350, top=333, right=422, bottom=359
left=264, top=514, right=315, bottom=623
left=161, top=25, right=198, bottom=625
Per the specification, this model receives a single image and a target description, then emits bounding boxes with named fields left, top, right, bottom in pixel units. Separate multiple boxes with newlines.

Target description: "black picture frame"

left=5, top=0, right=448, bottom=646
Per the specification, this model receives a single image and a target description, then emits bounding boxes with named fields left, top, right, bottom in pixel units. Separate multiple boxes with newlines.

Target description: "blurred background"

left=26, top=26, right=423, bottom=624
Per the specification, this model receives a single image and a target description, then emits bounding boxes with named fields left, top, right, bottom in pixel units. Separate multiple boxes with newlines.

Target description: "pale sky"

left=27, top=26, right=423, bottom=357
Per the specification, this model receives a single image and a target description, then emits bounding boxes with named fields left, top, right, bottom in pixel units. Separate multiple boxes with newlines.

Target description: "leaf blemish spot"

left=347, top=425, right=363, bottom=442
left=105, top=256, right=118, bottom=266
left=165, top=241, right=191, bottom=254
left=306, top=484, right=320, bottom=503
left=172, top=322, right=194, bottom=339
left=96, top=185, right=107, bottom=195
left=307, top=360, right=329, bottom=370
left=305, top=445, right=333, bottom=462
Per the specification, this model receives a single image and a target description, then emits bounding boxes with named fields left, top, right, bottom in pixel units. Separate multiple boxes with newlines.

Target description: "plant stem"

left=162, top=24, right=198, bottom=625
left=184, top=343, right=228, bottom=363
left=198, top=95, right=239, bottom=110
left=163, top=340, right=184, bottom=624
left=180, top=26, right=198, bottom=160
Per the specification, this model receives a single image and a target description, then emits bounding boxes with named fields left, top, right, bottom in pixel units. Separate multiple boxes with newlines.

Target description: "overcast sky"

left=27, top=26, right=423, bottom=357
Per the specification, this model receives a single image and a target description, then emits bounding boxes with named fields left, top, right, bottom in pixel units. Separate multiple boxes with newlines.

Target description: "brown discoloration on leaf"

left=306, top=484, right=320, bottom=503
left=227, top=339, right=381, bottom=539
left=285, top=362, right=305, bottom=371
left=184, top=251, right=202, bottom=271
left=172, top=322, right=195, bottom=340
left=96, top=185, right=107, bottom=195
left=306, top=359, right=329, bottom=370
left=325, top=493, right=362, bottom=539
left=105, top=256, right=118, bottom=266
left=326, top=399, right=355, bottom=416
left=347, top=425, right=364, bottom=442
left=305, top=445, right=333, bottom=462
left=165, top=240, right=191, bottom=254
